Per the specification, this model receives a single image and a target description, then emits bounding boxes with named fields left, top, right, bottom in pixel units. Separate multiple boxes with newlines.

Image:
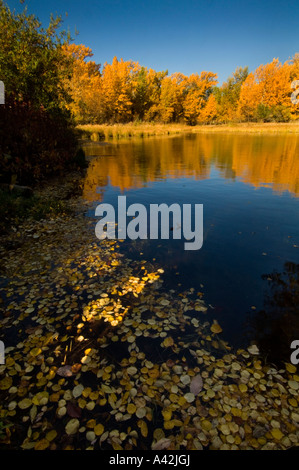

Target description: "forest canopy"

left=64, top=45, right=299, bottom=125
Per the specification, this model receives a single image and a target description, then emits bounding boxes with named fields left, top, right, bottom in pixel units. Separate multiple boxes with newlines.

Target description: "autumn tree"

left=214, top=67, right=248, bottom=122
left=132, top=67, right=168, bottom=121
left=158, top=73, right=186, bottom=123
left=0, top=1, right=77, bottom=184
left=290, top=54, right=299, bottom=120
left=197, top=93, right=218, bottom=124
left=238, top=59, right=293, bottom=122
left=63, top=43, right=102, bottom=123
left=100, top=57, right=139, bottom=123
left=182, top=72, right=218, bottom=125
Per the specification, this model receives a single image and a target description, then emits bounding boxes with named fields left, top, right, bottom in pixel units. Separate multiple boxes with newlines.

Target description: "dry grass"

left=77, top=121, right=299, bottom=141
left=77, top=123, right=191, bottom=140
left=192, top=122, right=299, bottom=134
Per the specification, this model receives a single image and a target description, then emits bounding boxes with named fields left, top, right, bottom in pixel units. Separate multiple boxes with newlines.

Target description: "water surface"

left=82, top=133, right=299, bottom=362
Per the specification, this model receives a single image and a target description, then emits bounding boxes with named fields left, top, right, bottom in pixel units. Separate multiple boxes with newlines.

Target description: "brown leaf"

left=66, top=401, right=81, bottom=418
left=57, top=365, right=73, bottom=377
left=190, top=373, right=203, bottom=395
left=152, top=438, right=172, bottom=450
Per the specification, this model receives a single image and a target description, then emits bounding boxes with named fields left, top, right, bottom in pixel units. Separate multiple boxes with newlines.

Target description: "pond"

left=82, top=132, right=299, bottom=364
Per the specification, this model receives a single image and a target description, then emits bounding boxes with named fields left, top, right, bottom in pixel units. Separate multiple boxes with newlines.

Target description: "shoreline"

left=77, top=122, right=299, bottom=141
left=0, top=169, right=299, bottom=450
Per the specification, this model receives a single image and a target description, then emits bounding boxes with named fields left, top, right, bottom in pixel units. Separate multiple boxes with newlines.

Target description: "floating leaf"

left=30, top=347, right=42, bottom=357
left=286, top=363, right=297, bottom=374
left=248, top=344, right=259, bottom=355
left=162, top=409, right=172, bottom=421
left=18, top=398, right=32, bottom=409
left=94, top=423, right=104, bottom=436
left=34, top=439, right=50, bottom=450
left=163, top=337, right=174, bottom=348
left=57, top=365, right=73, bottom=377
left=184, top=392, right=195, bottom=403
left=152, top=438, right=172, bottom=450
left=136, top=407, right=146, bottom=419
left=0, top=376, right=13, bottom=390
left=46, top=430, right=57, bottom=442
left=72, top=384, right=84, bottom=398
left=65, top=418, right=80, bottom=435
left=270, top=428, right=284, bottom=440
left=127, top=403, right=136, bottom=414
left=180, top=374, right=191, bottom=385
left=190, top=374, right=203, bottom=395
left=139, top=420, right=148, bottom=438
left=210, top=322, right=223, bottom=334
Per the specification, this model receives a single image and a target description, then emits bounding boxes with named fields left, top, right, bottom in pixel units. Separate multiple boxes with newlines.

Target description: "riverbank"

left=77, top=122, right=299, bottom=141
left=0, top=169, right=299, bottom=451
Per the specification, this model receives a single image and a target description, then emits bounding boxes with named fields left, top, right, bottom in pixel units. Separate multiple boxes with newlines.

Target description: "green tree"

left=0, top=1, right=72, bottom=112
left=0, top=1, right=77, bottom=184
left=216, top=66, right=249, bottom=122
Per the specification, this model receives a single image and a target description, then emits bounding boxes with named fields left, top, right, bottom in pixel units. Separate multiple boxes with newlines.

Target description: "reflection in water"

left=83, top=134, right=299, bottom=201
left=248, top=262, right=299, bottom=365
left=81, top=133, right=299, bottom=357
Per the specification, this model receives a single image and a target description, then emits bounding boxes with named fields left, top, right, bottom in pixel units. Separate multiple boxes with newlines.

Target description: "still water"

left=82, top=133, right=299, bottom=364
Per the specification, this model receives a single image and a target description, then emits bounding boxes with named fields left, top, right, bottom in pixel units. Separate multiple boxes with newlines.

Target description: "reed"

left=77, top=121, right=299, bottom=140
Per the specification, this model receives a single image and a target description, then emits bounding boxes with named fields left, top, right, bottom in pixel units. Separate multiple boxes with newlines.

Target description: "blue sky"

left=6, top=0, right=299, bottom=85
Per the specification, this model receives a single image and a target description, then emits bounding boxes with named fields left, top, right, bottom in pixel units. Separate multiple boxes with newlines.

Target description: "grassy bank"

left=77, top=121, right=299, bottom=141
left=77, top=123, right=192, bottom=141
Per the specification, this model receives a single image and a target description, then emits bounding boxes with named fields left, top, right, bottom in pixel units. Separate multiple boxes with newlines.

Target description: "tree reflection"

left=248, top=261, right=299, bottom=365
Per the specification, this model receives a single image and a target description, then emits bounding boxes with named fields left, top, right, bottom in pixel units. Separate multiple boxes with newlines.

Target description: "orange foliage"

left=63, top=45, right=299, bottom=124
left=82, top=134, right=299, bottom=201
left=238, top=59, right=294, bottom=121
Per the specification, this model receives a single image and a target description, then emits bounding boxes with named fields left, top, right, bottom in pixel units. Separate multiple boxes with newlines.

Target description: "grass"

left=77, top=121, right=299, bottom=141
left=77, top=122, right=196, bottom=140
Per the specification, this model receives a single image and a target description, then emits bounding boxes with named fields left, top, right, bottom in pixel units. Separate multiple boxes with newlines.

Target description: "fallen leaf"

left=210, top=322, right=223, bottom=334
left=65, top=418, right=80, bottom=435
left=57, top=365, right=73, bottom=377
left=67, top=402, right=81, bottom=418
left=190, top=374, right=203, bottom=395
left=152, top=438, right=172, bottom=450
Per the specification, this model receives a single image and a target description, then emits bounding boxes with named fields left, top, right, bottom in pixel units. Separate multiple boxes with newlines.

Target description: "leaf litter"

left=0, top=175, right=298, bottom=450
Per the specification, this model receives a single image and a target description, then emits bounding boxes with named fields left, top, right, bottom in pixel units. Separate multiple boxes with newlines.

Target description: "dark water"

left=82, top=133, right=299, bottom=362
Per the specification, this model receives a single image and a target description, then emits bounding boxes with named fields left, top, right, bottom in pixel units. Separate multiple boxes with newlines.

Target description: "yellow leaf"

left=162, top=409, right=172, bottom=421
left=164, top=420, right=175, bottom=430
left=0, top=376, right=13, bottom=390
left=30, top=348, right=42, bottom=357
left=270, top=428, right=284, bottom=440
left=94, top=423, right=104, bottom=436
left=163, top=337, right=174, bottom=348
left=34, top=439, right=50, bottom=450
left=86, top=419, right=96, bottom=428
left=148, top=369, right=159, bottom=379
left=46, top=430, right=57, bottom=442
left=18, top=398, right=32, bottom=409
left=210, top=322, right=223, bottom=334
left=65, top=418, right=80, bottom=435
left=127, top=403, right=136, bottom=414
left=139, top=420, right=148, bottom=438
left=238, top=384, right=248, bottom=393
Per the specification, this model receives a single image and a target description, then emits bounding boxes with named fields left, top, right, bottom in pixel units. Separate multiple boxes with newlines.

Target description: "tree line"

left=65, top=44, right=299, bottom=125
